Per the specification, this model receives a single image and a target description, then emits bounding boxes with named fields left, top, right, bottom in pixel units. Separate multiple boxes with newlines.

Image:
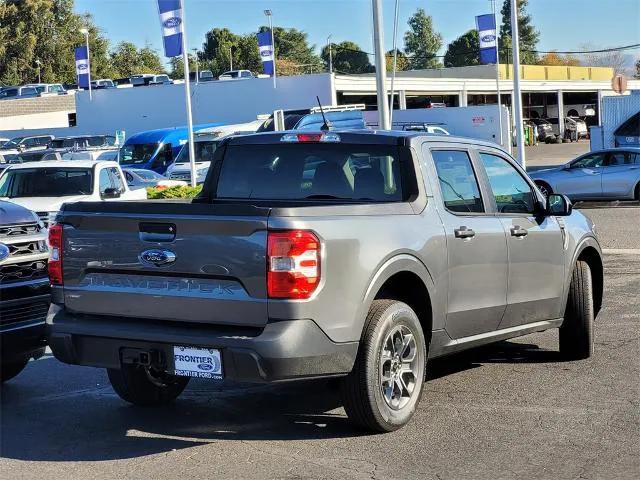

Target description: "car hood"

left=0, top=200, right=38, bottom=224
left=170, top=162, right=211, bottom=172
left=0, top=195, right=89, bottom=212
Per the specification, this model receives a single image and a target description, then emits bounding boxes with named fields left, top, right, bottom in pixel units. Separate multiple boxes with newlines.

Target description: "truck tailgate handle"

left=139, top=222, right=176, bottom=243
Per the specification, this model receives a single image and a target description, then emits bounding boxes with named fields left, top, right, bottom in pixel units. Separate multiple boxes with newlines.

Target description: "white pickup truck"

left=0, top=160, right=146, bottom=227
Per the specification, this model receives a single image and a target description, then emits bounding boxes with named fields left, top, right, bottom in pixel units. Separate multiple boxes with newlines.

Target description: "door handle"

left=454, top=226, right=476, bottom=239
left=510, top=225, right=528, bottom=238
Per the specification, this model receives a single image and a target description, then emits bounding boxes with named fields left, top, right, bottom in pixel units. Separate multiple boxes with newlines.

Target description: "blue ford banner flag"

left=74, top=46, right=90, bottom=88
left=476, top=14, right=497, bottom=64
left=158, top=0, right=184, bottom=57
left=257, top=30, right=275, bottom=76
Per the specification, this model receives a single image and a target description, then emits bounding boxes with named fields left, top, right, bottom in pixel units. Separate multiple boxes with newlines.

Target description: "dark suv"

left=0, top=201, right=50, bottom=382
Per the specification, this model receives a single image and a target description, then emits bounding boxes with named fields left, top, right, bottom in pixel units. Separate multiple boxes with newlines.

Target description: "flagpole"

left=372, top=0, right=390, bottom=130
left=492, top=0, right=503, bottom=147
left=388, top=0, right=400, bottom=126
left=179, top=0, right=197, bottom=187
left=510, top=0, right=526, bottom=167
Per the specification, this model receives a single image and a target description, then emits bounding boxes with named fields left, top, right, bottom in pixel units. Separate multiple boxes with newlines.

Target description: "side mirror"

left=547, top=193, right=572, bottom=216
left=101, top=187, right=121, bottom=199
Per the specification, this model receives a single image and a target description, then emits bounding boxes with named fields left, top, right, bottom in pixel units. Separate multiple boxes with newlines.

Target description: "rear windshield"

left=216, top=143, right=404, bottom=202
left=0, top=168, right=93, bottom=198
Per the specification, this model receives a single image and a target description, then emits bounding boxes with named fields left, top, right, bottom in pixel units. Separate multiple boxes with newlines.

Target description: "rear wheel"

left=341, top=300, right=427, bottom=432
left=559, top=260, right=594, bottom=360
left=107, top=365, right=190, bottom=406
left=0, top=359, right=29, bottom=383
left=635, top=183, right=640, bottom=202
left=535, top=181, right=552, bottom=198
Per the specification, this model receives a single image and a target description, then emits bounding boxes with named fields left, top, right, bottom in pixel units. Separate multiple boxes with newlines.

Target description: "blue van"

left=118, top=123, right=223, bottom=173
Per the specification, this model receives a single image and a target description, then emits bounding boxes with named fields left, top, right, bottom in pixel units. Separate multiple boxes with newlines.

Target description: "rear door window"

left=216, top=143, right=404, bottom=202
left=431, top=150, right=484, bottom=213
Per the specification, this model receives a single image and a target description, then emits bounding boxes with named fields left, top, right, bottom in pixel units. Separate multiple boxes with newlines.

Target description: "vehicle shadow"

left=1, top=339, right=561, bottom=463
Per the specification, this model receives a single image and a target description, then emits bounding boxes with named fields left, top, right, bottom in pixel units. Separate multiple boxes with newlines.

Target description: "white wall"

left=0, top=110, right=72, bottom=130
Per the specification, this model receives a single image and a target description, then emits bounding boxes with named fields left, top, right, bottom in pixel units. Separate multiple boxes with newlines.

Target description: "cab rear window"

left=215, top=144, right=405, bottom=202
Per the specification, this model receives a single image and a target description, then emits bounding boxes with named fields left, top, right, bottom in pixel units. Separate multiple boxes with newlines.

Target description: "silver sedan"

left=529, top=148, right=640, bottom=201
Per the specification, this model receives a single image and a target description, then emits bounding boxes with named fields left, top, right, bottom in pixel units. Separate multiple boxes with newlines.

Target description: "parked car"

left=91, top=79, right=116, bottom=89
left=614, top=111, right=640, bottom=148
left=219, top=70, right=255, bottom=80
left=566, top=117, right=589, bottom=140
left=0, top=160, right=147, bottom=227
left=530, top=148, right=640, bottom=201
left=0, top=135, right=54, bottom=156
left=398, top=123, right=450, bottom=135
left=0, top=201, right=50, bottom=382
left=0, top=137, right=11, bottom=146
left=0, top=86, right=39, bottom=100
left=529, top=118, right=555, bottom=142
left=119, top=124, right=223, bottom=173
left=46, top=130, right=602, bottom=432
left=49, top=135, right=116, bottom=151
left=130, top=74, right=172, bottom=87
left=166, top=121, right=262, bottom=184
left=25, top=83, right=66, bottom=95
left=123, top=169, right=186, bottom=190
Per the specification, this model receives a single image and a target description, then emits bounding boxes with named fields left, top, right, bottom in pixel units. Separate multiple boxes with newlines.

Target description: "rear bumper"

left=46, top=305, right=358, bottom=383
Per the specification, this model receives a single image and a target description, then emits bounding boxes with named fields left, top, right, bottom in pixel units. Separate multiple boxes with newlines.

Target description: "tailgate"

left=59, top=202, right=269, bottom=327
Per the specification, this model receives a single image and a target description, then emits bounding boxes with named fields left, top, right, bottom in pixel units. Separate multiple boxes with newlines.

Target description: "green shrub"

left=146, top=185, right=203, bottom=199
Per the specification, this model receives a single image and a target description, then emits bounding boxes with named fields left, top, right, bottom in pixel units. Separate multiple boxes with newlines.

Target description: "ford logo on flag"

left=481, top=34, right=496, bottom=43
left=77, top=64, right=88, bottom=71
left=139, top=249, right=176, bottom=267
left=163, top=17, right=182, bottom=29
left=0, top=243, right=9, bottom=262
left=260, top=49, right=273, bottom=58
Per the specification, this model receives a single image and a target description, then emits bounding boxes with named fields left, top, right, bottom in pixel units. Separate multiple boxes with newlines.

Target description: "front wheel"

left=559, top=260, right=594, bottom=360
left=341, top=300, right=427, bottom=432
left=107, top=365, right=190, bottom=406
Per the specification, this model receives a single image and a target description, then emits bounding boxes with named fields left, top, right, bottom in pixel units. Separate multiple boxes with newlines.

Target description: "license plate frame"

left=172, top=346, right=223, bottom=380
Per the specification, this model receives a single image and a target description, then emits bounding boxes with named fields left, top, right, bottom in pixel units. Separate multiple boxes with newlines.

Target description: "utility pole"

left=371, top=0, right=390, bottom=130
left=327, top=35, right=333, bottom=74
left=35, top=59, right=42, bottom=83
left=192, top=48, right=199, bottom=83
left=229, top=46, right=233, bottom=71
left=510, top=0, right=526, bottom=167
left=388, top=0, right=400, bottom=125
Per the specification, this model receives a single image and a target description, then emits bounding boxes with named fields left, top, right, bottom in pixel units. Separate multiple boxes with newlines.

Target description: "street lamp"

left=263, top=9, right=277, bottom=87
left=79, top=27, right=92, bottom=100
left=35, top=59, right=41, bottom=83
left=192, top=48, right=199, bottom=83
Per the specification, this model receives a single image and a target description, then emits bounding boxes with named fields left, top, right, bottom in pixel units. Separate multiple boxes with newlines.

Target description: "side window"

left=37, top=137, right=50, bottom=147
left=153, top=144, right=173, bottom=168
left=109, top=167, right=125, bottom=192
left=22, top=138, right=36, bottom=148
left=635, top=153, right=640, bottom=165
left=432, top=150, right=484, bottom=213
left=124, top=171, right=134, bottom=184
left=571, top=153, right=604, bottom=169
left=98, top=168, right=113, bottom=194
left=479, top=153, right=536, bottom=214
left=603, top=152, right=629, bottom=166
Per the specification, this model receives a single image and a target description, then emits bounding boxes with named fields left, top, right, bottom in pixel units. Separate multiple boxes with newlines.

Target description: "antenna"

left=316, top=96, right=331, bottom=131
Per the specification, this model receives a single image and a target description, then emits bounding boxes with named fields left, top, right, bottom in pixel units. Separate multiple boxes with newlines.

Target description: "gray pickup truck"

left=47, top=131, right=603, bottom=432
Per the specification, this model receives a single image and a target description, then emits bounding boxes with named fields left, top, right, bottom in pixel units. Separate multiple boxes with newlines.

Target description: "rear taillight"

left=267, top=230, right=320, bottom=299
left=48, top=224, right=63, bottom=285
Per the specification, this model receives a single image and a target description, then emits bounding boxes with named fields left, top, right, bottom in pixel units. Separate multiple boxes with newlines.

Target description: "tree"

left=444, top=30, right=479, bottom=68
left=0, top=0, right=111, bottom=85
left=579, top=43, right=627, bottom=75
left=404, top=8, right=443, bottom=70
left=385, top=49, right=410, bottom=72
left=109, top=42, right=164, bottom=78
left=499, top=0, right=539, bottom=65
left=320, top=41, right=372, bottom=74
left=537, top=51, right=581, bottom=66
left=199, top=28, right=241, bottom=76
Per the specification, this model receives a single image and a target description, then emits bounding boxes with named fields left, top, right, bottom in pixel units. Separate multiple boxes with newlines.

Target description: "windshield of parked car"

left=119, top=143, right=159, bottom=165
left=215, top=143, right=404, bottom=202
left=174, top=140, right=219, bottom=164
left=1, top=137, right=24, bottom=148
left=132, top=169, right=163, bottom=181
left=0, top=168, right=93, bottom=198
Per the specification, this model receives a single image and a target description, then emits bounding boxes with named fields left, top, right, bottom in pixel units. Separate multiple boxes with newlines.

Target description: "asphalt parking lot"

left=1, top=205, right=638, bottom=480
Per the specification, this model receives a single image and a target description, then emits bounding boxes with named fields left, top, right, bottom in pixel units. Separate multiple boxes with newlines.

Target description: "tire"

left=559, top=260, right=594, bottom=360
left=0, top=359, right=29, bottom=383
left=341, top=300, right=427, bottom=432
left=535, top=181, right=552, bottom=199
left=634, top=183, right=640, bottom=202
left=107, top=365, right=190, bottom=406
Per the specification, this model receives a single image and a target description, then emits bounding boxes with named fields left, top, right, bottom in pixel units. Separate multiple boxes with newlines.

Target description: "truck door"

left=427, top=147, right=508, bottom=339
left=477, top=151, right=565, bottom=328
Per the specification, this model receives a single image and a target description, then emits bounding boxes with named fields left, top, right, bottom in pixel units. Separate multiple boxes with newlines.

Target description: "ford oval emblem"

left=0, top=243, right=9, bottom=262
left=139, top=249, right=176, bottom=267
left=198, top=363, right=213, bottom=371
left=260, top=49, right=273, bottom=58
left=77, top=64, right=88, bottom=71
left=163, top=17, right=182, bottom=29
left=481, top=34, right=496, bottom=43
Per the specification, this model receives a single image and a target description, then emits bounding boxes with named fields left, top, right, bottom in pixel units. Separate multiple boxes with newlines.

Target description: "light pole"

left=79, top=28, right=92, bottom=100
left=192, top=48, right=199, bottom=83
left=229, top=46, right=233, bottom=71
left=327, top=35, right=333, bottom=74
left=35, top=59, right=42, bottom=83
left=371, top=0, right=390, bottom=130
left=264, top=9, right=277, bottom=88
left=509, top=0, right=525, bottom=167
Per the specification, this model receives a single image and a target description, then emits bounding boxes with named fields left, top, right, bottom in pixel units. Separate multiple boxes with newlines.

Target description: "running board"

left=428, top=319, right=564, bottom=359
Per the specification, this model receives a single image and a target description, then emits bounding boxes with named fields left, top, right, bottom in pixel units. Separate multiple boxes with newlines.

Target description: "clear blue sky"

left=75, top=0, right=640, bottom=60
